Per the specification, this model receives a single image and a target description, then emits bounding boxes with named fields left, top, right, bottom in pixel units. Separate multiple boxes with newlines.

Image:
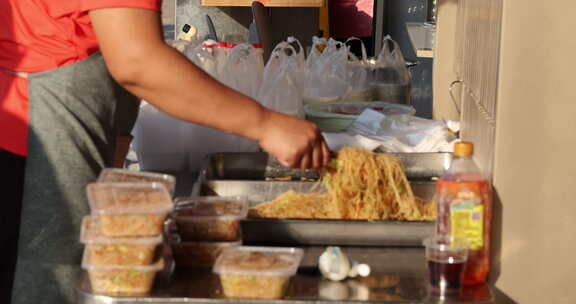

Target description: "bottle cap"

left=356, top=264, right=371, bottom=277
left=454, top=141, right=474, bottom=157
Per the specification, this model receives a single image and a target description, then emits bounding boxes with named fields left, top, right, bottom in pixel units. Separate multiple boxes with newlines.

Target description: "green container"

left=304, top=101, right=416, bottom=133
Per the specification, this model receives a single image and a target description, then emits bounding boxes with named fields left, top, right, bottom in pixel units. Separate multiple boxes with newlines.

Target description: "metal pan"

left=196, top=152, right=450, bottom=182
left=192, top=180, right=435, bottom=246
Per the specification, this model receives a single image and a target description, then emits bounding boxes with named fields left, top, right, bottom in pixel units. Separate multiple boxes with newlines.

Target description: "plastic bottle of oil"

left=435, top=141, right=492, bottom=285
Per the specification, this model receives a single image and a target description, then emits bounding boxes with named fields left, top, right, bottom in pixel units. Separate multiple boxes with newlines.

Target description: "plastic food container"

left=98, top=168, right=176, bottom=195
left=304, top=101, right=415, bottom=132
left=171, top=240, right=241, bottom=268
left=82, top=249, right=164, bottom=295
left=80, top=216, right=162, bottom=266
left=213, top=246, right=304, bottom=299
left=87, top=182, right=173, bottom=237
left=173, top=197, right=248, bottom=242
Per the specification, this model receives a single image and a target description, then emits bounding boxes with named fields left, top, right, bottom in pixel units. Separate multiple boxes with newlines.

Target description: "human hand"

left=257, top=111, right=330, bottom=169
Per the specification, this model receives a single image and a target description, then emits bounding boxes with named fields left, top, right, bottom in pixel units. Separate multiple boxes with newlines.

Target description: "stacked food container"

left=213, top=246, right=304, bottom=299
left=169, top=197, right=306, bottom=299
left=169, top=196, right=248, bottom=268
left=80, top=169, right=176, bottom=295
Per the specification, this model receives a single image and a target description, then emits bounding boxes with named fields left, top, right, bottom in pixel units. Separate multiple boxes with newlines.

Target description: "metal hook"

left=449, top=80, right=463, bottom=114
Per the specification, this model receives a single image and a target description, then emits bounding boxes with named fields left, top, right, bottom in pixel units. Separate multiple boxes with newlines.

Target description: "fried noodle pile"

left=249, top=147, right=435, bottom=221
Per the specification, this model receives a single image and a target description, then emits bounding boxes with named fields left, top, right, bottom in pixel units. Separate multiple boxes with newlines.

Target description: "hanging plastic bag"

left=343, top=37, right=372, bottom=101
left=257, top=37, right=306, bottom=117
left=185, top=41, right=220, bottom=78
left=371, top=35, right=411, bottom=104
left=302, top=38, right=350, bottom=104
left=306, top=36, right=328, bottom=69
left=218, top=43, right=264, bottom=99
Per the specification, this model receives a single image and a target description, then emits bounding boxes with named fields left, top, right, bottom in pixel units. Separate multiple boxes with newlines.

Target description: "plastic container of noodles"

left=80, top=216, right=162, bottom=266
left=171, top=240, right=241, bottom=268
left=98, top=168, right=176, bottom=195
left=173, top=197, right=248, bottom=242
left=82, top=249, right=164, bottom=295
left=86, top=182, right=173, bottom=237
left=213, top=246, right=303, bottom=299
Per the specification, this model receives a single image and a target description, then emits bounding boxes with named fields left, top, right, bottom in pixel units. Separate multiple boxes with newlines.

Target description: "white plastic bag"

left=343, top=37, right=371, bottom=101
left=347, top=109, right=456, bottom=153
left=371, top=35, right=411, bottom=104
left=218, top=43, right=264, bottom=99
left=302, top=37, right=350, bottom=104
left=185, top=41, right=220, bottom=78
left=257, top=37, right=306, bottom=117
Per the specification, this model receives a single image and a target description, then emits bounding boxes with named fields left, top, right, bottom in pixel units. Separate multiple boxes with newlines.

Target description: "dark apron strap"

left=0, top=149, right=25, bottom=304
left=12, top=52, right=139, bottom=304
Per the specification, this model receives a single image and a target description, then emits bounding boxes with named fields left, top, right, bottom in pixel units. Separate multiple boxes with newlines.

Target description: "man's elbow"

left=106, top=57, right=145, bottom=88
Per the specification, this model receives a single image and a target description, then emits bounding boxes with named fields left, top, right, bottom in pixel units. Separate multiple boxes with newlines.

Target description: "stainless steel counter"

left=77, top=172, right=515, bottom=304
left=78, top=246, right=514, bottom=304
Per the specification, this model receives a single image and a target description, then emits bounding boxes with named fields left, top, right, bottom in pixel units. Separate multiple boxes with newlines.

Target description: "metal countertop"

left=77, top=172, right=515, bottom=304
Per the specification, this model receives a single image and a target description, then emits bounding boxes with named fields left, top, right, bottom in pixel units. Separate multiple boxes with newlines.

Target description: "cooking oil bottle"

left=435, top=141, right=492, bottom=285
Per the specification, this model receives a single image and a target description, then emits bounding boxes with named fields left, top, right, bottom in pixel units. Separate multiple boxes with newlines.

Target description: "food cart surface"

left=78, top=246, right=512, bottom=304
left=78, top=166, right=513, bottom=304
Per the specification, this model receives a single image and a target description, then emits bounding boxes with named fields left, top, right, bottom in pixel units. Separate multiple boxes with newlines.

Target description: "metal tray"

left=192, top=180, right=436, bottom=246
left=198, top=152, right=451, bottom=182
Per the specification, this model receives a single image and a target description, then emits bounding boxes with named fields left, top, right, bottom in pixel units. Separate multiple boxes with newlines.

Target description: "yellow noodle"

left=250, top=147, right=436, bottom=221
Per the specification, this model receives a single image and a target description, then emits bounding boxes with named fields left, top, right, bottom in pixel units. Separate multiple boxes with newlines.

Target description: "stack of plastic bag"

left=324, top=109, right=456, bottom=153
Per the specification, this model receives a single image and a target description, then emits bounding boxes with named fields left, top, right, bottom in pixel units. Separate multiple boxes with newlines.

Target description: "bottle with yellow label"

left=435, top=141, right=492, bottom=285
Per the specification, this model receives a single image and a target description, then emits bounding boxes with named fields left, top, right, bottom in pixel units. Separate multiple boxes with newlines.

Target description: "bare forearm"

left=90, top=8, right=268, bottom=141
left=118, top=44, right=268, bottom=141
left=90, top=8, right=330, bottom=168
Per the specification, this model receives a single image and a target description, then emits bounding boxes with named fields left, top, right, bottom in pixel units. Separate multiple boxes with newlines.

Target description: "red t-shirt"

left=0, top=0, right=161, bottom=156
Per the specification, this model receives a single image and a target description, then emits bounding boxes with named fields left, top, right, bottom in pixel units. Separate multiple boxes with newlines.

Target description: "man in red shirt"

left=0, top=1, right=329, bottom=303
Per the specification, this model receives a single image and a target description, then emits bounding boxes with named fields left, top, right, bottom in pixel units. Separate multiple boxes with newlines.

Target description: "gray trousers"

left=12, top=53, right=139, bottom=304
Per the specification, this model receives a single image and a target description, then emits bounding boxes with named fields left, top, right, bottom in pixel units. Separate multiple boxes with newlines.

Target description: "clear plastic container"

left=171, top=240, right=241, bottom=268
left=213, top=246, right=304, bottom=299
left=80, top=216, right=162, bottom=266
left=98, top=168, right=176, bottom=195
left=82, top=249, right=164, bottom=295
left=87, top=182, right=173, bottom=237
left=173, top=197, right=248, bottom=242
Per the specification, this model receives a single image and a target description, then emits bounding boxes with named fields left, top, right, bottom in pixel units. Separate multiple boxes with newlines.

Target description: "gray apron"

left=12, top=52, right=139, bottom=304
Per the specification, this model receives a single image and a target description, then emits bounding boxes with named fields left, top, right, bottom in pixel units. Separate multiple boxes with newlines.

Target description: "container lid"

left=304, top=101, right=415, bottom=119
left=213, top=246, right=303, bottom=277
left=87, top=182, right=173, bottom=214
left=170, top=239, right=242, bottom=247
left=81, top=247, right=165, bottom=271
left=98, top=168, right=176, bottom=195
left=174, top=196, right=249, bottom=220
left=80, top=216, right=162, bottom=245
